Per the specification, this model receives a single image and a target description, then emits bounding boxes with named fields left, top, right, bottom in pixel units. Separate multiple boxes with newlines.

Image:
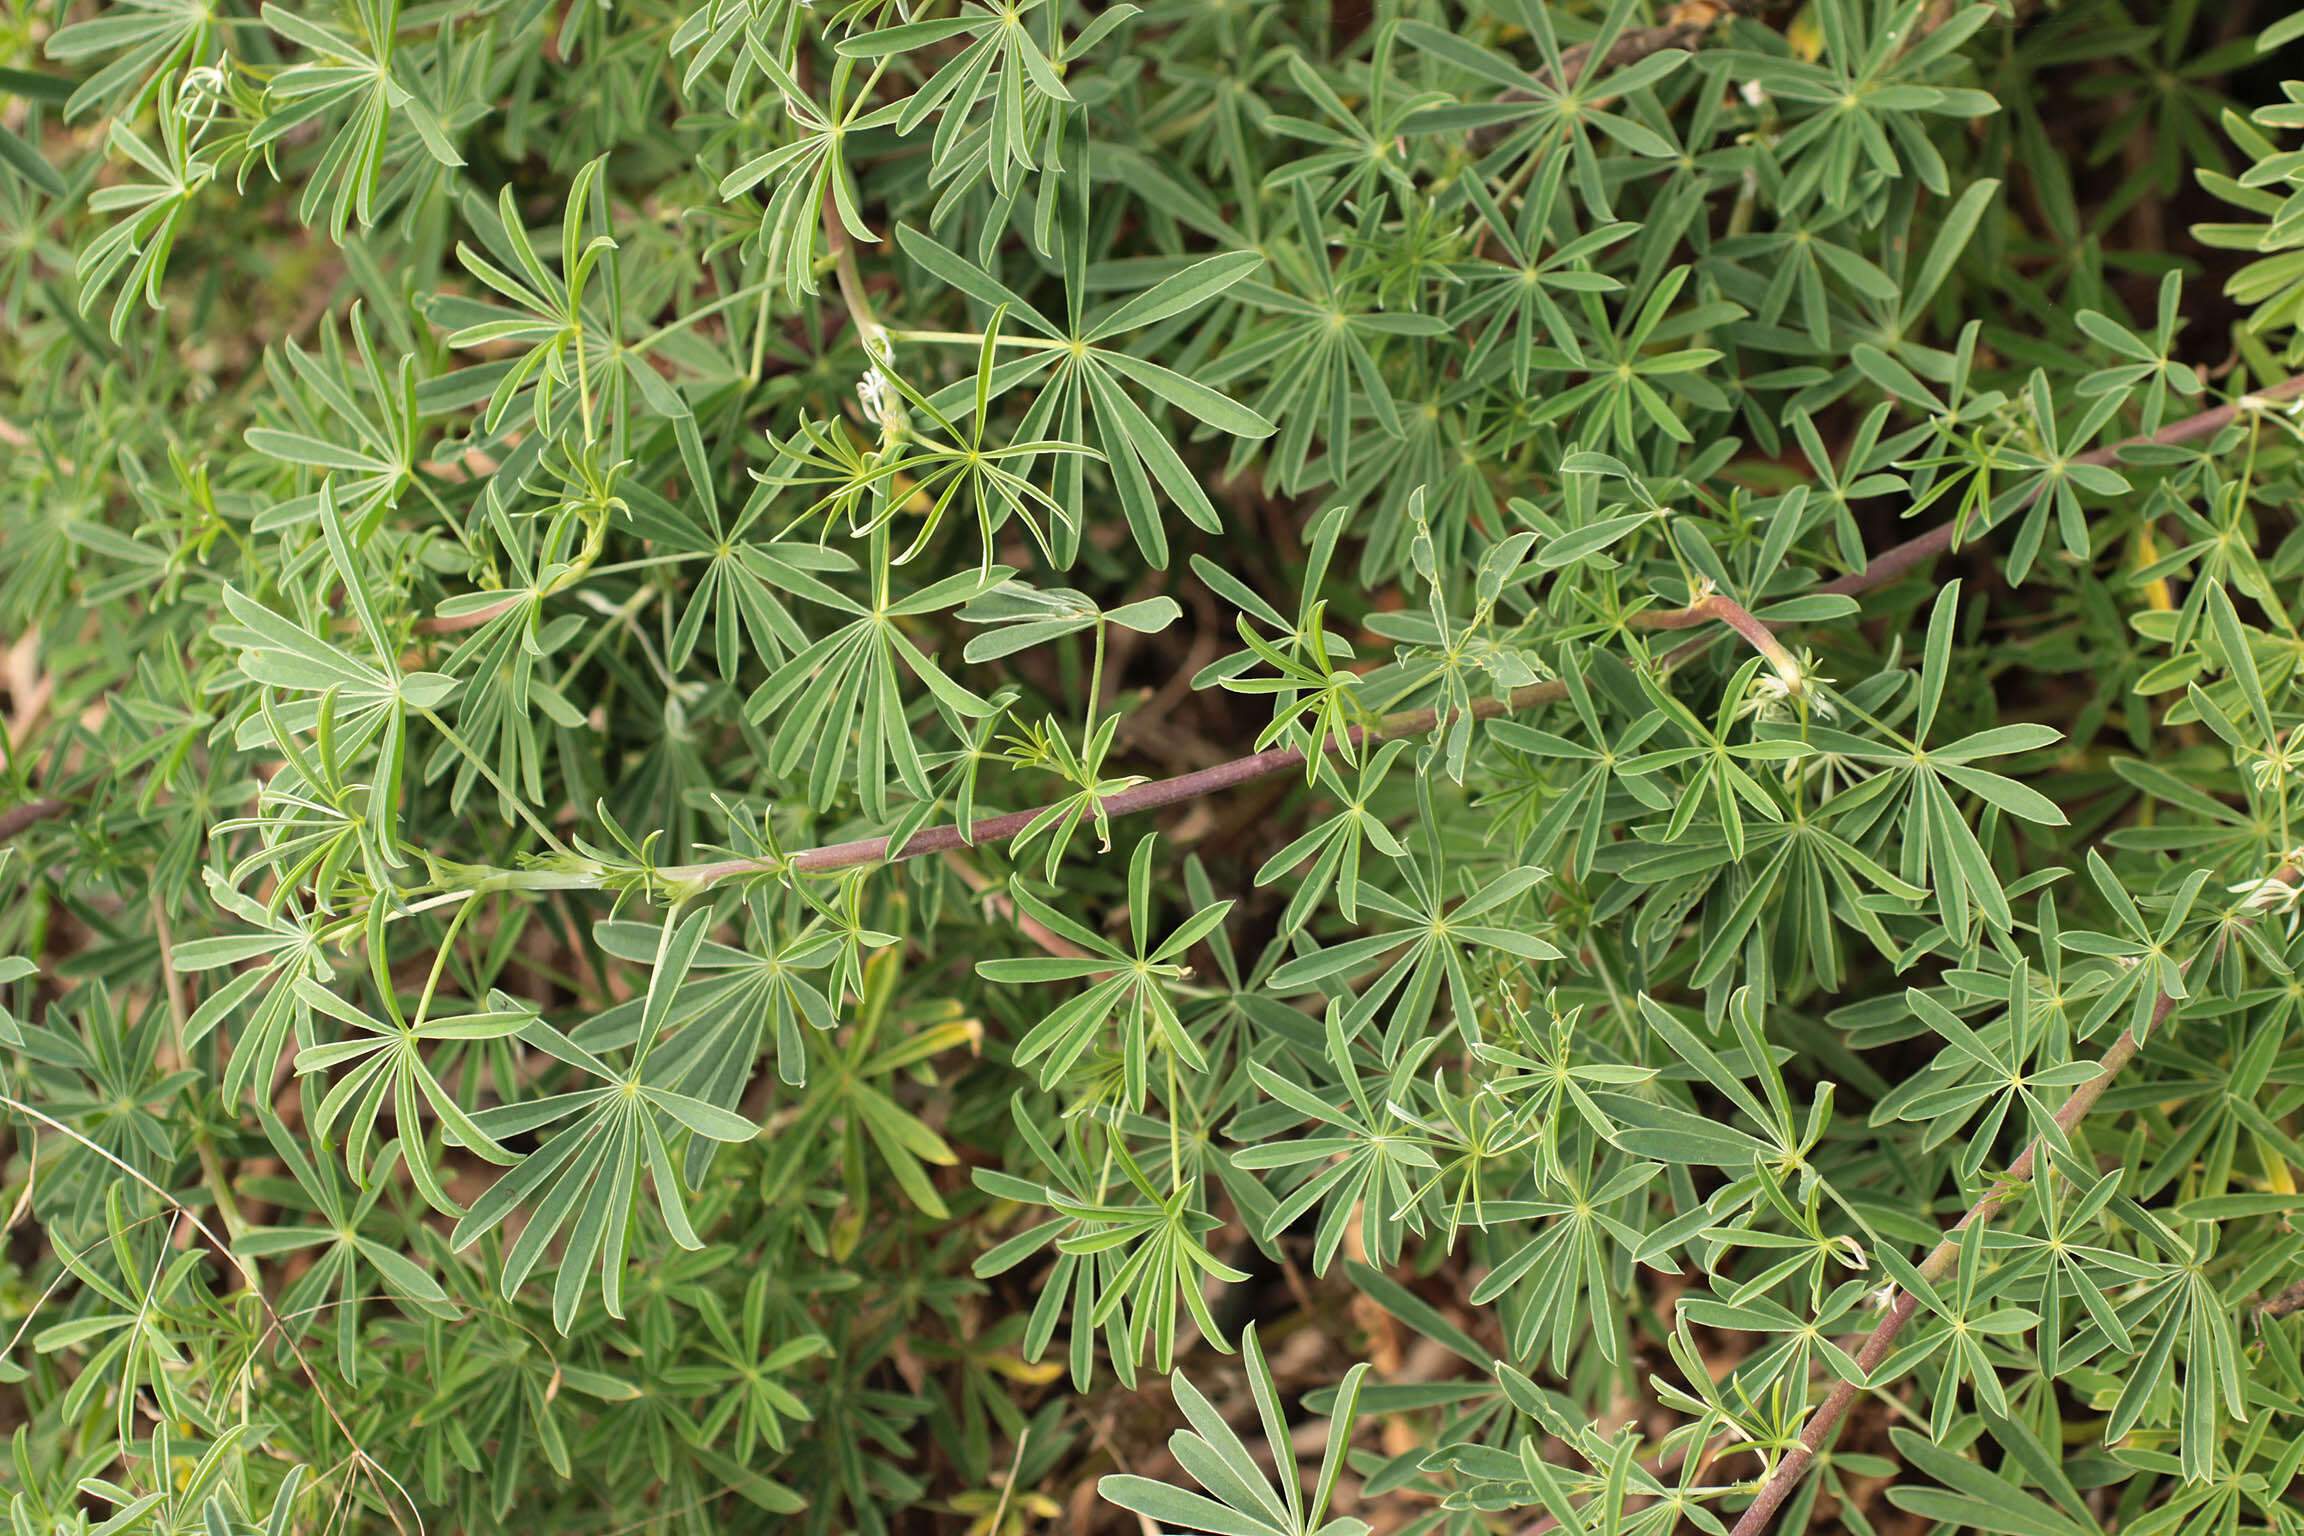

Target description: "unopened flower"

left=1737, top=649, right=1836, bottom=724
left=180, top=64, right=230, bottom=139
left=2231, top=875, right=2303, bottom=913
left=856, top=367, right=903, bottom=444
left=2231, top=867, right=2304, bottom=935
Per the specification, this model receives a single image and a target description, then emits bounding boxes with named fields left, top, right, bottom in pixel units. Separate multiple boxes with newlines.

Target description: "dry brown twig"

left=2256, top=1279, right=2304, bottom=1325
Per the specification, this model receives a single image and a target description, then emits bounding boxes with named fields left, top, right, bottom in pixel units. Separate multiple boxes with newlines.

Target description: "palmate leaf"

left=1710, top=197, right=1901, bottom=352
left=1668, top=810, right=1929, bottom=993
left=167, top=872, right=335, bottom=1103
left=12, top=989, right=197, bottom=1233
left=668, top=0, right=806, bottom=110
left=1470, top=1154, right=1661, bottom=1367
left=977, top=833, right=1235, bottom=1108
left=432, top=162, right=622, bottom=436
left=43, top=0, right=215, bottom=120
left=251, top=0, right=464, bottom=242
left=899, top=223, right=1272, bottom=567
left=716, top=48, right=892, bottom=305
left=1048, top=1134, right=1248, bottom=1377
left=2094, top=1224, right=2253, bottom=1485
left=778, top=332, right=1104, bottom=571
left=1483, top=655, right=1672, bottom=882
left=742, top=561, right=1008, bottom=819
left=421, top=596, right=588, bottom=822
left=37, top=1189, right=214, bottom=1449
left=291, top=969, right=537, bottom=1216
left=1265, top=35, right=1450, bottom=214
left=583, top=906, right=841, bottom=1096
left=1870, top=1219, right=2043, bottom=1441
left=1232, top=1001, right=1440, bottom=1273
left=1877, top=983, right=2099, bottom=1181
left=1399, top=0, right=1688, bottom=218
left=1473, top=994, right=1657, bottom=1186
left=1191, top=505, right=1366, bottom=771
left=1253, top=740, right=1412, bottom=934
left=1100, top=1324, right=1369, bottom=1536
left=835, top=0, right=1136, bottom=202
left=1359, top=504, right=1550, bottom=782
left=74, top=100, right=212, bottom=340
left=2075, top=269, right=2204, bottom=434
left=617, top=474, right=858, bottom=679
left=1267, top=791, right=1558, bottom=1054
left=1972, top=370, right=2137, bottom=585
left=234, top=1105, right=455, bottom=1383
left=1446, top=152, right=1635, bottom=391
left=213, top=482, right=458, bottom=868
left=449, top=909, right=760, bottom=1332
left=1519, top=264, right=1740, bottom=453
left=387, top=1302, right=647, bottom=1509
left=242, top=303, right=425, bottom=534
left=1211, top=182, right=1450, bottom=497
left=1713, top=1, right=1999, bottom=208
left=22, top=0, right=2304, bottom=1525
left=1677, top=1278, right=1871, bottom=1397
left=1806, top=583, right=2071, bottom=942
left=666, top=1271, right=828, bottom=1460
left=975, top=1097, right=1146, bottom=1390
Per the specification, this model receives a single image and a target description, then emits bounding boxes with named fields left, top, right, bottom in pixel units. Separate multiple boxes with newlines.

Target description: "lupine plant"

left=8, top=0, right=2304, bottom=1532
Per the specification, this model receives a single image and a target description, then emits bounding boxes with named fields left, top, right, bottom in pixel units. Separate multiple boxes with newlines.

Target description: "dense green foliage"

left=9, top=0, right=2304, bottom=1531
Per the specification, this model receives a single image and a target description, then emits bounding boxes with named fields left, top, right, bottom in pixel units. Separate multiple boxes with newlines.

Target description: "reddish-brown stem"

left=1705, top=379, right=2304, bottom=1533
left=1813, top=373, right=2304, bottom=604
left=1633, top=590, right=1798, bottom=674
left=1510, top=380, right=2304, bottom=1536
left=0, top=797, right=68, bottom=842
left=1726, top=1010, right=2158, bottom=1536
left=650, top=372, right=2304, bottom=891
left=665, top=694, right=1565, bottom=885
left=1727, top=867, right=2299, bottom=1536
left=1511, top=997, right=2177, bottom=1536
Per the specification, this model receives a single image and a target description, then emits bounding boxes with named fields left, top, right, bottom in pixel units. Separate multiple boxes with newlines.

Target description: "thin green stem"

left=411, top=894, right=478, bottom=1029
left=887, top=328, right=1069, bottom=351
left=413, top=707, right=573, bottom=856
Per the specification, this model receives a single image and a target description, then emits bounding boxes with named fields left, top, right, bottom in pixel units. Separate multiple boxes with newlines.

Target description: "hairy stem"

left=1633, top=589, right=1801, bottom=678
